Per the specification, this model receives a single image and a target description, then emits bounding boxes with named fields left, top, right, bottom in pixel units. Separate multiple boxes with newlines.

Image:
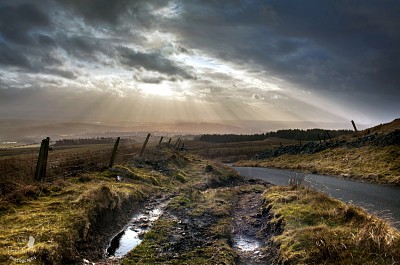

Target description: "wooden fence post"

left=351, top=120, right=358, bottom=132
left=317, top=134, right=322, bottom=143
left=139, top=134, right=151, bottom=157
left=168, top=138, right=172, bottom=145
left=109, top=137, right=120, bottom=168
left=326, top=131, right=332, bottom=142
left=174, top=138, right=181, bottom=148
left=158, top=136, right=164, bottom=146
left=34, top=137, right=50, bottom=181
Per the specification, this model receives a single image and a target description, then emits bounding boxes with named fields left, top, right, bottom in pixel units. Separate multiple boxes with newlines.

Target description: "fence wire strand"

left=0, top=139, right=145, bottom=189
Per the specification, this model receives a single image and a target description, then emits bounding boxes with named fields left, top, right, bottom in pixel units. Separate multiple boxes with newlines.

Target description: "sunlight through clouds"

left=0, top=0, right=399, bottom=126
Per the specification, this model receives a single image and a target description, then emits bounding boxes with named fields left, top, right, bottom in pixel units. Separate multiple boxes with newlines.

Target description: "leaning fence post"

left=109, top=137, right=120, bottom=168
left=326, top=131, right=332, bottom=142
left=34, top=137, right=50, bottom=181
left=158, top=136, right=164, bottom=146
left=317, top=134, right=322, bottom=143
left=174, top=138, right=181, bottom=148
left=351, top=120, right=358, bottom=132
left=168, top=138, right=172, bottom=145
left=139, top=133, right=151, bottom=157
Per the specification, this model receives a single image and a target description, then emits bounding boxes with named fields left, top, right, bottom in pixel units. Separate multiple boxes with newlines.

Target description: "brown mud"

left=81, top=179, right=282, bottom=264
left=232, top=188, right=278, bottom=264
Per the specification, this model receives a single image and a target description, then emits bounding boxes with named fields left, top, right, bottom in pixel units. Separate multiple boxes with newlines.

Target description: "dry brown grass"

left=237, top=145, right=400, bottom=185
left=186, top=138, right=297, bottom=162
left=264, top=186, right=400, bottom=264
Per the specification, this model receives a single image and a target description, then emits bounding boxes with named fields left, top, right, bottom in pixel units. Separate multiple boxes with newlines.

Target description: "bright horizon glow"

left=141, top=83, right=175, bottom=97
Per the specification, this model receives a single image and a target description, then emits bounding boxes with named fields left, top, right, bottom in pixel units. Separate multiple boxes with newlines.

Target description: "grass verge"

left=236, top=145, right=400, bottom=185
left=264, top=186, right=400, bottom=264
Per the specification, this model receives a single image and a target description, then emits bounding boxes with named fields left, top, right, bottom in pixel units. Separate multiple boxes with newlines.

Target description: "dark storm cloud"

left=0, top=2, right=49, bottom=44
left=59, top=35, right=109, bottom=60
left=118, top=47, right=194, bottom=79
left=56, top=0, right=172, bottom=25
left=36, top=34, right=56, bottom=46
left=48, top=69, right=77, bottom=80
left=56, top=0, right=132, bottom=23
left=0, top=43, right=31, bottom=68
left=175, top=0, right=400, bottom=96
left=1, top=0, right=399, bottom=124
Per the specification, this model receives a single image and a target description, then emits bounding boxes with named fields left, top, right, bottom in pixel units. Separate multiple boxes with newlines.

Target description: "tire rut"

left=232, top=188, right=278, bottom=265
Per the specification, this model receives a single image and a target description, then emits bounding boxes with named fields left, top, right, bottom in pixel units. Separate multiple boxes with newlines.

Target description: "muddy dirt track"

left=84, top=180, right=280, bottom=265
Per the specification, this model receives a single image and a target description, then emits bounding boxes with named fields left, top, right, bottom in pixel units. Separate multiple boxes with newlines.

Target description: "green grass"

left=264, top=186, right=400, bottom=264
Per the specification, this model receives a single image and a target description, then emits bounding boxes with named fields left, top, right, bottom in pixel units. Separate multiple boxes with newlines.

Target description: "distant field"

left=186, top=137, right=298, bottom=162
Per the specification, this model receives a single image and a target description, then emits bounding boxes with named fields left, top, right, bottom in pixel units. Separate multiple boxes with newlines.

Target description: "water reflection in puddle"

left=106, top=201, right=168, bottom=258
left=233, top=235, right=261, bottom=252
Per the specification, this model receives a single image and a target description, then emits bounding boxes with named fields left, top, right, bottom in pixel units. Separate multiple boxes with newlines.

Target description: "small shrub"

left=288, top=173, right=305, bottom=187
left=174, top=174, right=187, bottom=183
left=205, top=165, right=213, bottom=172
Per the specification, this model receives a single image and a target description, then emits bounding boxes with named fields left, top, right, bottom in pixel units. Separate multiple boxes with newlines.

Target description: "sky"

left=0, top=0, right=399, bottom=128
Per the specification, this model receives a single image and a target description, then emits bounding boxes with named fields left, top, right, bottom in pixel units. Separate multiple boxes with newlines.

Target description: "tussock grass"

left=264, top=186, right=400, bottom=264
left=0, top=175, right=155, bottom=264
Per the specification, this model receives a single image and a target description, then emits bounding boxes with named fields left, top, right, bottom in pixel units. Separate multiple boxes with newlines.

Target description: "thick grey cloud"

left=173, top=0, right=400, bottom=98
left=118, top=47, right=194, bottom=80
left=0, top=43, right=31, bottom=68
left=0, top=0, right=399, bottom=126
left=0, top=2, right=50, bottom=44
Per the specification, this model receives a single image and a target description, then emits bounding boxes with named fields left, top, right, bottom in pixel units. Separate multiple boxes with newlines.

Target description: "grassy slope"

left=0, top=171, right=161, bottom=264
left=0, top=147, right=226, bottom=264
left=235, top=119, right=400, bottom=185
left=236, top=145, right=400, bottom=185
left=264, top=186, right=400, bottom=264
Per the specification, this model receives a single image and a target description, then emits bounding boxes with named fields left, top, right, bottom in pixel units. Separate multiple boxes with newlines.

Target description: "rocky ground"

left=255, top=129, right=400, bottom=160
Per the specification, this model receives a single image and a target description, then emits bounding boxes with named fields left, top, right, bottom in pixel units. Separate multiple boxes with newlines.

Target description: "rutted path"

left=106, top=197, right=171, bottom=258
left=232, top=188, right=277, bottom=265
left=114, top=180, right=280, bottom=264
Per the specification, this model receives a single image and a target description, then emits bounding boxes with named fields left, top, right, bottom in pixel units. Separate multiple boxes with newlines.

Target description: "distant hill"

left=198, top=129, right=353, bottom=143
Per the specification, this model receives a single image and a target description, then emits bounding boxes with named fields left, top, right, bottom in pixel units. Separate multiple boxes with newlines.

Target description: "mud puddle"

left=232, top=190, right=272, bottom=265
left=105, top=199, right=170, bottom=259
left=233, top=234, right=262, bottom=251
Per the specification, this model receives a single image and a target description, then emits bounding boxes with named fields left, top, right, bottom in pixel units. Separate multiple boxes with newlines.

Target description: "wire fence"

left=0, top=138, right=148, bottom=194
left=0, top=134, right=186, bottom=198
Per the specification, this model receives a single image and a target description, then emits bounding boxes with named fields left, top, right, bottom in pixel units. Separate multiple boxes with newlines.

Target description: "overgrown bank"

left=236, top=145, right=400, bottom=185
left=264, top=186, right=400, bottom=264
left=0, top=147, right=227, bottom=264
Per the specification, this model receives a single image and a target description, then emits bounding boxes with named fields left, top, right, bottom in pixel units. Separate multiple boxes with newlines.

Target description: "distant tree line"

left=198, top=129, right=353, bottom=143
left=54, top=137, right=115, bottom=146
